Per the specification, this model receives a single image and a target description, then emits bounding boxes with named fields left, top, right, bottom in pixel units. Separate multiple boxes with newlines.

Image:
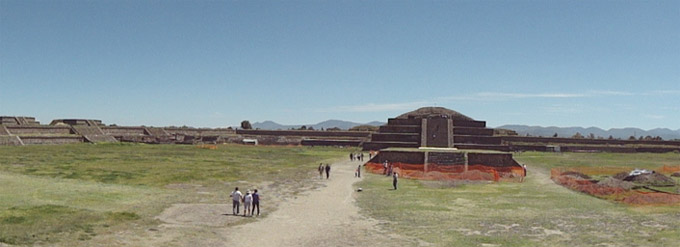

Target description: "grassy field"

left=0, top=143, right=347, bottom=246
left=356, top=152, right=680, bottom=247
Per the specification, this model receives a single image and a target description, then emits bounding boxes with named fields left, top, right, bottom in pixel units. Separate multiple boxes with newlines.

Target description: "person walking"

left=252, top=189, right=260, bottom=216
left=349, top=153, right=354, bottom=161
left=357, top=164, right=361, bottom=178
left=230, top=187, right=243, bottom=215
left=383, top=160, right=388, bottom=175
left=318, top=163, right=324, bottom=179
left=392, top=172, right=399, bottom=190
left=360, top=153, right=364, bottom=161
left=325, top=163, right=331, bottom=179
left=243, top=191, right=253, bottom=216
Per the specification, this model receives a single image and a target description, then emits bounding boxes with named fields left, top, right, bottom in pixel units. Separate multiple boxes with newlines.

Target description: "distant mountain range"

left=251, top=120, right=385, bottom=130
left=497, top=125, right=680, bottom=140
left=250, top=120, right=680, bottom=140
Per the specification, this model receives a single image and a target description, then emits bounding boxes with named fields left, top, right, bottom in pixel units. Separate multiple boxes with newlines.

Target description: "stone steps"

left=144, top=127, right=171, bottom=137
left=0, top=125, right=10, bottom=135
left=84, top=135, right=118, bottom=143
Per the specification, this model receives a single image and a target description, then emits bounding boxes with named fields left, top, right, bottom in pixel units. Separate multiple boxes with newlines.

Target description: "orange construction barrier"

left=365, top=162, right=523, bottom=182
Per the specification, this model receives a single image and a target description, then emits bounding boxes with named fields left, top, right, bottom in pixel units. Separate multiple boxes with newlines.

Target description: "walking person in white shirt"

left=243, top=191, right=253, bottom=217
left=230, top=187, right=243, bottom=215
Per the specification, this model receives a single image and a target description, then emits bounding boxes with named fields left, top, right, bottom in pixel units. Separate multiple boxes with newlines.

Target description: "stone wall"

left=101, top=127, right=146, bottom=136
left=452, top=120, right=486, bottom=128
left=236, top=129, right=370, bottom=138
left=19, top=136, right=84, bottom=145
left=455, top=144, right=511, bottom=152
left=453, top=127, right=494, bottom=136
left=378, top=125, right=420, bottom=133
left=301, top=139, right=362, bottom=147
left=0, top=136, right=23, bottom=145
left=387, top=118, right=421, bottom=125
left=454, top=135, right=502, bottom=145
left=6, top=126, right=73, bottom=135
left=501, top=136, right=680, bottom=146
left=370, top=133, right=420, bottom=142
left=371, top=151, right=425, bottom=164
left=427, top=152, right=466, bottom=165
left=164, top=128, right=235, bottom=136
left=468, top=153, right=519, bottom=167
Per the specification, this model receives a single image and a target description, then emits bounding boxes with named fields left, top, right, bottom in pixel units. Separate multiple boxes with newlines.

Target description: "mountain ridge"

left=251, top=119, right=385, bottom=130
left=497, top=125, right=680, bottom=140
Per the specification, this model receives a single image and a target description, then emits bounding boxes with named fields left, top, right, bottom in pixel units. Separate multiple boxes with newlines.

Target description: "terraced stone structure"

left=363, top=107, right=524, bottom=181
left=0, top=116, right=370, bottom=146
left=363, top=107, right=506, bottom=151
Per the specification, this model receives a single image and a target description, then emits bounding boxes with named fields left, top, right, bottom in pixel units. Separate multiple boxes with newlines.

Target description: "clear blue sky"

left=1, top=0, right=678, bottom=129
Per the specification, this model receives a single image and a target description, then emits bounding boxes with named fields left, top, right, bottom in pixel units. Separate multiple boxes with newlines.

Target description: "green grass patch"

left=356, top=152, right=680, bottom=247
left=0, top=204, right=139, bottom=245
left=0, top=143, right=348, bottom=245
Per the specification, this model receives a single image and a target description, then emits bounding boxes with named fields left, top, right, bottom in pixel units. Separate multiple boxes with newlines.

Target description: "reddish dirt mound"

left=624, top=173, right=676, bottom=187
left=552, top=167, right=680, bottom=205
left=671, top=172, right=680, bottom=177
left=613, top=172, right=629, bottom=180
left=560, top=171, right=591, bottom=179
left=597, top=177, right=634, bottom=190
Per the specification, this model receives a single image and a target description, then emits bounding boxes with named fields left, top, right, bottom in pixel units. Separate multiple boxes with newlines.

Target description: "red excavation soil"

left=551, top=166, right=680, bottom=205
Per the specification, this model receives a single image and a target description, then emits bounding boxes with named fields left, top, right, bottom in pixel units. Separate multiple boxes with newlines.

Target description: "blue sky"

left=1, top=0, right=678, bottom=129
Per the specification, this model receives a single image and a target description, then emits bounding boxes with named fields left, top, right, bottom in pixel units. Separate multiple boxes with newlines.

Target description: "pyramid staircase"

left=71, top=122, right=117, bottom=143
left=0, top=125, right=24, bottom=145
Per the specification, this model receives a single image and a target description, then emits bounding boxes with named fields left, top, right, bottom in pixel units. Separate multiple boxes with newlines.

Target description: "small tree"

left=553, top=133, right=558, bottom=138
left=628, top=136, right=636, bottom=140
left=300, top=125, right=307, bottom=130
left=240, top=120, right=252, bottom=130
left=572, top=132, right=584, bottom=139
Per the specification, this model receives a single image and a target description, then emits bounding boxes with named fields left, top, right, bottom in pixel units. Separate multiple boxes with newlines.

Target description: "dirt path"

left=90, top=160, right=416, bottom=247
left=219, top=159, right=412, bottom=247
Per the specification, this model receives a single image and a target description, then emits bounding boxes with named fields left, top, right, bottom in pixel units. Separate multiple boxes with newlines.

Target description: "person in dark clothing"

left=360, top=153, right=364, bottom=161
left=349, top=153, right=354, bottom=161
left=251, top=189, right=260, bottom=216
left=393, top=172, right=399, bottom=190
left=357, top=164, right=361, bottom=178
left=325, top=164, right=331, bottom=179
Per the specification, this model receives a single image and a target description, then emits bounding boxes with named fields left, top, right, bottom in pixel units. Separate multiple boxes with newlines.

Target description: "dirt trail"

left=220, top=159, right=413, bottom=247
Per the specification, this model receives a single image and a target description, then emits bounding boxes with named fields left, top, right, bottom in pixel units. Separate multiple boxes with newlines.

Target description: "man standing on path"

left=318, top=163, right=324, bottom=179
left=230, top=187, right=243, bottom=215
left=392, top=172, right=399, bottom=190
left=325, top=163, right=331, bottom=179
left=357, top=164, right=361, bottom=178
left=252, top=189, right=260, bottom=216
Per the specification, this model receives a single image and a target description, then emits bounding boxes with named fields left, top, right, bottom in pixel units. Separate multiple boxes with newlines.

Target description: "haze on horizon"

left=1, top=1, right=678, bottom=130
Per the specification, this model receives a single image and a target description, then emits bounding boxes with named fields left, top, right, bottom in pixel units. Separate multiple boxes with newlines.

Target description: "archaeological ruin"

left=1, top=108, right=680, bottom=153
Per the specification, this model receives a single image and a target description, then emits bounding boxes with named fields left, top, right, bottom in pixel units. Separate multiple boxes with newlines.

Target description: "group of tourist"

left=229, top=155, right=405, bottom=217
left=349, top=152, right=365, bottom=161
left=318, top=163, right=331, bottom=179
left=230, top=187, right=260, bottom=217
